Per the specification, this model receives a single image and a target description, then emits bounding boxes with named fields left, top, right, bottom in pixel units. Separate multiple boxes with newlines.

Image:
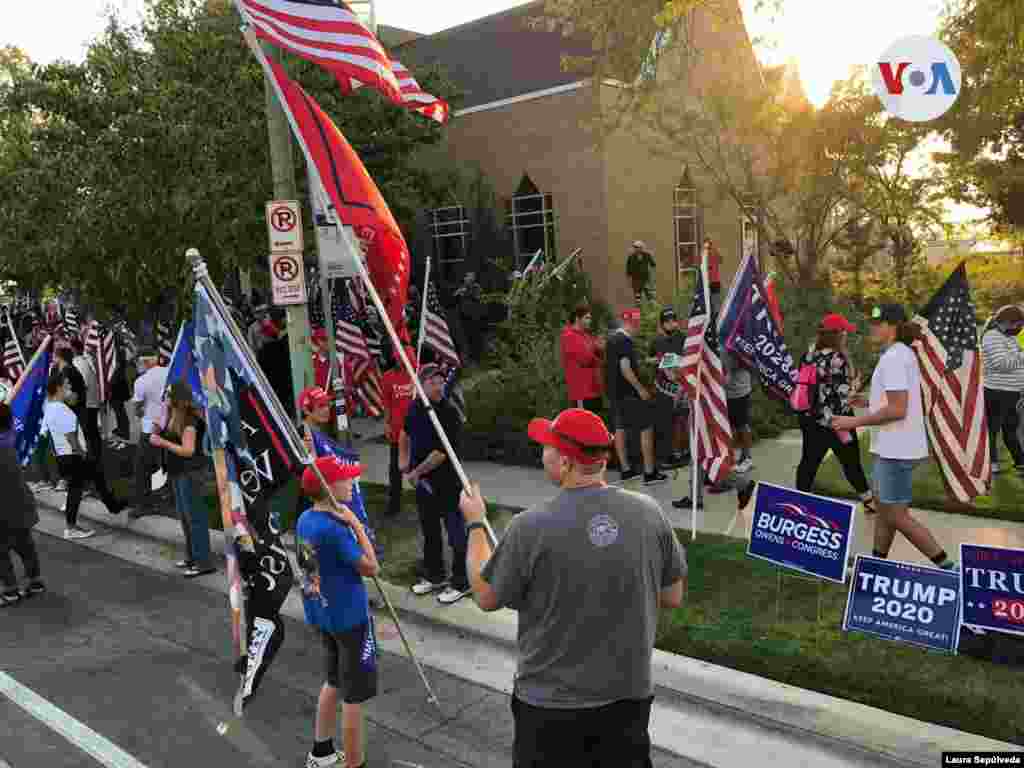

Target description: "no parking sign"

left=266, top=200, right=307, bottom=306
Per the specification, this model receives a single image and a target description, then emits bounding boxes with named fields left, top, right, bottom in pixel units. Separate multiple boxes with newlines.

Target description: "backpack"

left=789, top=353, right=818, bottom=414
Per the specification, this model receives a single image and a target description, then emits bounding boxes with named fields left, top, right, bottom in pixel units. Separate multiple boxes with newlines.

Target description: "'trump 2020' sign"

left=960, top=544, right=1024, bottom=637
left=746, top=483, right=855, bottom=583
left=843, top=556, right=960, bottom=652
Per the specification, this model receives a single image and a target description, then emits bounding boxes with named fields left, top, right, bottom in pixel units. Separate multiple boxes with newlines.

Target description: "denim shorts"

left=871, top=457, right=921, bottom=505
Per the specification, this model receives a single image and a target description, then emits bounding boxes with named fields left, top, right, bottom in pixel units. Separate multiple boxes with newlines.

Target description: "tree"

left=934, top=0, right=1024, bottom=233
left=0, top=0, right=461, bottom=317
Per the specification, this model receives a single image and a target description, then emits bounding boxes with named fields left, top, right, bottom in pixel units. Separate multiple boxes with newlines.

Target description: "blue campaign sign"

left=843, top=556, right=960, bottom=652
left=960, top=543, right=1024, bottom=637
left=746, top=483, right=855, bottom=583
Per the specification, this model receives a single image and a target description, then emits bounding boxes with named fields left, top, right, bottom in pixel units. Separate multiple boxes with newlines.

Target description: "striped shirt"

left=981, top=329, right=1024, bottom=391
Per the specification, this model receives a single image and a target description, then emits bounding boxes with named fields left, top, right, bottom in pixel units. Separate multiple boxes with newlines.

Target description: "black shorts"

left=320, top=623, right=378, bottom=703
left=727, top=394, right=752, bottom=432
left=611, top=397, right=655, bottom=432
left=511, top=695, right=654, bottom=767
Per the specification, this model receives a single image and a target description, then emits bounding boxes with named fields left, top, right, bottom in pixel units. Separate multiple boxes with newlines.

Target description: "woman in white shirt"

left=832, top=304, right=956, bottom=570
left=43, top=374, right=125, bottom=540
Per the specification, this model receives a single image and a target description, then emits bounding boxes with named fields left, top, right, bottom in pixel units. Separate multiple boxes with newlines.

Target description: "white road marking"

left=0, top=671, right=150, bottom=768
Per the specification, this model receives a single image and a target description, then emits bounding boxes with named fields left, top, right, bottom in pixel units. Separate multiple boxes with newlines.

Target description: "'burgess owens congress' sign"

left=746, top=483, right=856, bottom=583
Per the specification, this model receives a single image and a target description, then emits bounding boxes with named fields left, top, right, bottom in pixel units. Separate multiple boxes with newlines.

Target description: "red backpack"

left=789, top=354, right=818, bottom=414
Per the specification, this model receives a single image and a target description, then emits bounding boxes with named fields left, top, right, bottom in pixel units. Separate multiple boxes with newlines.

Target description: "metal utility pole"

left=261, top=41, right=313, bottom=412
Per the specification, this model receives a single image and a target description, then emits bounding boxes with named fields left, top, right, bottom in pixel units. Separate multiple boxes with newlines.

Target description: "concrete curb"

left=49, top=489, right=1021, bottom=765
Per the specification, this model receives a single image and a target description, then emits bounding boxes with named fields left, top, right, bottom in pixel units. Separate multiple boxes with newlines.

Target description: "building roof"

left=393, top=2, right=594, bottom=110
left=378, top=24, right=423, bottom=48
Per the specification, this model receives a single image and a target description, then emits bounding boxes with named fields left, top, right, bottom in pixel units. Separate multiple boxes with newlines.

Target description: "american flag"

left=912, top=263, right=990, bottom=502
left=421, top=277, right=460, bottom=368
left=332, top=279, right=383, bottom=416
left=157, top=319, right=174, bottom=366
left=442, top=364, right=467, bottom=425
left=85, top=321, right=117, bottom=403
left=1, top=311, right=26, bottom=382
left=114, top=320, right=137, bottom=362
left=63, top=306, right=80, bottom=338
left=239, top=0, right=448, bottom=123
left=681, top=274, right=733, bottom=484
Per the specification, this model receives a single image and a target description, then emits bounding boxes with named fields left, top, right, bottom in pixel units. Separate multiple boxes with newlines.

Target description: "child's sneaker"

left=305, top=750, right=343, bottom=767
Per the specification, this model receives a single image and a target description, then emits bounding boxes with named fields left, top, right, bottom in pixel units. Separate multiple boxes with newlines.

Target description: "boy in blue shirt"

left=296, top=456, right=380, bottom=768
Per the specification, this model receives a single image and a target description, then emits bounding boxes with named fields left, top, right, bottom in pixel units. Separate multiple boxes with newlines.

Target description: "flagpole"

left=4, top=335, right=51, bottom=405
left=416, top=253, right=431, bottom=364
left=188, top=248, right=442, bottom=711
left=238, top=25, right=497, bottom=548
left=5, top=308, right=27, bottom=371
left=536, top=247, right=582, bottom=290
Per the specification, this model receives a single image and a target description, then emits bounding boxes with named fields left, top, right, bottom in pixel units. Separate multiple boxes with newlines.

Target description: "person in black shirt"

left=605, top=309, right=667, bottom=485
left=55, top=347, right=87, bottom=425
left=398, top=363, right=469, bottom=606
left=256, top=308, right=295, bottom=419
left=648, top=307, right=689, bottom=468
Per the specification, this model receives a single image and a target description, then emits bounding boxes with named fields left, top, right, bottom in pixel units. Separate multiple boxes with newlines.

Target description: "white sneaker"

left=411, top=577, right=448, bottom=596
left=305, top=751, right=343, bottom=768
left=437, top=586, right=471, bottom=605
left=64, top=527, right=95, bottom=540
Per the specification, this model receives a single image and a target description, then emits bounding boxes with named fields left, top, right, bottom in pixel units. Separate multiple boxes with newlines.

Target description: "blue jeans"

left=871, top=457, right=921, bottom=506
left=172, top=472, right=212, bottom=568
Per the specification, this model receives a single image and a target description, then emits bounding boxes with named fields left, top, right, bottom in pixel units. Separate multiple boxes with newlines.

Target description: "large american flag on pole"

left=1, top=310, right=26, bottom=383
left=911, top=263, right=990, bottom=503
left=85, top=321, right=117, bottom=404
left=682, top=271, right=733, bottom=485
left=237, top=0, right=448, bottom=123
left=421, top=277, right=460, bottom=368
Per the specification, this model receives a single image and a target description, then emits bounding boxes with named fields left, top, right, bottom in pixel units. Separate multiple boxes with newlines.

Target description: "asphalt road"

left=0, top=532, right=694, bottom=768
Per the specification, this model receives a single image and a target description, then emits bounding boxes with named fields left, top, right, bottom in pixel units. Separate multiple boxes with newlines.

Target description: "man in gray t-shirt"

left=459, top=407, right=686, bottom=767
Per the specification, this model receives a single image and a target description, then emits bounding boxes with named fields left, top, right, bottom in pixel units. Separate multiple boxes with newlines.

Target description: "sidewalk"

left=350, top=419, right=1024, bottom=564
left=39, top=478, right=1022, bottom=767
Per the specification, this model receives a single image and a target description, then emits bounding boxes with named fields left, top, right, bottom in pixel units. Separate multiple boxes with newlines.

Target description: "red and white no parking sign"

left=265, top=200, right=307, bottom=306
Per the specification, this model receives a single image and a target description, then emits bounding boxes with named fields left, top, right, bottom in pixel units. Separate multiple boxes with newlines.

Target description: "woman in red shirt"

left=560, top=304, right=605, bottom=412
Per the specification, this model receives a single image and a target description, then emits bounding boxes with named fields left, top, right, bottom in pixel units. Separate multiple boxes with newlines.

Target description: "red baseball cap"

left=820, top=313, right=856, bottom=333
left=527, top=408, right=613, bottom=464
left=302, top=456, right=362, bottom=496
left=297, top=386, right=330, bottom=413
left=621, top=308, right=641, bottom=322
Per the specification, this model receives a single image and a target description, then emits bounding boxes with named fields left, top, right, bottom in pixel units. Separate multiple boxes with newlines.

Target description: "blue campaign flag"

left=309, top=429, right=378, bottom=554
left=718, top=249, right=797, bottom=402
left=843, top=556, right=960, bottom=652
left=746, top=482, right=855, bottom=583
left=11, top=336, right=53, bottom=466
left=165, top=321, right=206, bottom=409
left=960, top=543, right=1024, bottom=637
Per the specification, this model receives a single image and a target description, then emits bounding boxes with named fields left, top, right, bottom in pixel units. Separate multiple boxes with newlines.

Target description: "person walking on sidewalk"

left=980, top=308, right=1024, bottom=475
left=131, top=348, right=168, bottom=518
left=459, top=407, right=686, bottom=767
left=560, top=303, right=605, bottom=412
left=831, top=303, right=957, bottom=570
left=43, top=374, right=124, bottom=540
left=399, top=363, right=470, bottom=605
left=72, top=336, right=102, bottom=459
left=605, top=309, right=667, bottom=486
left=296, top=456, right=379, bottom=768
left=795, top=314, right=876, bottom=514
left=381, top=347, right=417, bottom=519
left=150, top=383, right=214, bottom=578
left=0, top=403, right=46, bottom=606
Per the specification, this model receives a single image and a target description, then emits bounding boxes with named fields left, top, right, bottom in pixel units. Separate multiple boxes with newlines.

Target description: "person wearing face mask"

left=131, top=348, right=169, bottom=518
left=560, top=303, right=605, bottom=412
left=648, top=307, right=688, bottom=469
left=980, top=307, right=1024, bottom=475
left=458, top=407, right=686, bottom=767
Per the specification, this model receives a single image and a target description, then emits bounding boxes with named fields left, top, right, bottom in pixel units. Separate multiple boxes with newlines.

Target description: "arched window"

left=673, top=166, right=702, bottom=284
left=508, top=175, right=556, bottom=271
left=430, top=203, right=470, bottom=284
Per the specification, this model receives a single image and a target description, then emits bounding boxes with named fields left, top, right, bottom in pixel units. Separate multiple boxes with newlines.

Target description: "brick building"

left=395, top=1, right=767, bottom=308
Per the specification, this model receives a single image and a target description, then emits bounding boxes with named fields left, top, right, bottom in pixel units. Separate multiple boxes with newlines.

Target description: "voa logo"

left=872, top=36, right=961, bottom=122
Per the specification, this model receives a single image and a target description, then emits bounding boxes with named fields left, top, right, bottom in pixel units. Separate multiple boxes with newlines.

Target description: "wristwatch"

left=466, top=521, right=489, bottom=537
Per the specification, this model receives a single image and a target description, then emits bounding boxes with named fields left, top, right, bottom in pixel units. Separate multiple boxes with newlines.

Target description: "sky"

left=4, top=0, right=987, bottom=226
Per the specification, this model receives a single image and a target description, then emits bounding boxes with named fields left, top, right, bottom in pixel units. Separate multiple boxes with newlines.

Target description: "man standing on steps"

left=459, top=407, right=686, bottom=767
left=131, top=348, right=169, bottom=518
left=605, top=309, right=667, bottom=486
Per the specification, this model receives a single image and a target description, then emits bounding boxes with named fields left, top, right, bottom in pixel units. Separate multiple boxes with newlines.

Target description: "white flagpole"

left=417, top=253, right=431, bottom=364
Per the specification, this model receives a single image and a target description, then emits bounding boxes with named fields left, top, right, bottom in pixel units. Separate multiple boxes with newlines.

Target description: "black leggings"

left=56, top=454, right=121, bottom=527
left=0, top=527, right=40, bottom=589
left=984, top=388, right=1024, bottom=466
left=796, top=417, right=870, bottom=495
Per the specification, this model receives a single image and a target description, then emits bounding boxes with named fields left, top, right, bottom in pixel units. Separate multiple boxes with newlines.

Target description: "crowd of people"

left=2, top=275, right=1023, bottom=767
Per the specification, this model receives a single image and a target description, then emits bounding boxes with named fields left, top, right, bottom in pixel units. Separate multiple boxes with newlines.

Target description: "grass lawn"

left=656, top=532, right=1024, bottom=743
left=813, top=442, right=1024, bottom=522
